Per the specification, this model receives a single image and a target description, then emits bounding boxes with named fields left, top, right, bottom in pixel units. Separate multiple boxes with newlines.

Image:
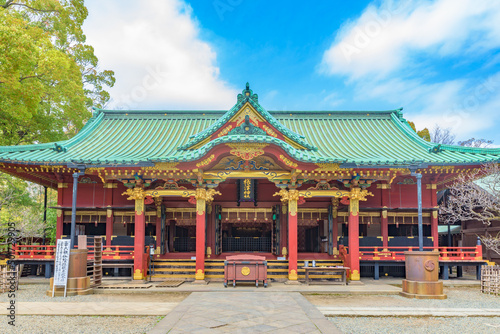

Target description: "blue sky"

left=83, top=0, right=500, bottom=145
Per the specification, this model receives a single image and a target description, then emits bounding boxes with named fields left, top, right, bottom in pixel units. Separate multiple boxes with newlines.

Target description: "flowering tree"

left=439, top=164, right=500, bottom=256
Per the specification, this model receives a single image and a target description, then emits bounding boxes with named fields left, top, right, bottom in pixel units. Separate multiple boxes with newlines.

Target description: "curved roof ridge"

left=177, top=84, right=317, bottom=151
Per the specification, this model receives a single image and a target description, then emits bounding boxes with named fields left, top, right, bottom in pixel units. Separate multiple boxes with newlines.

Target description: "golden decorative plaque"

left=241, top=266, right=250, bottom=276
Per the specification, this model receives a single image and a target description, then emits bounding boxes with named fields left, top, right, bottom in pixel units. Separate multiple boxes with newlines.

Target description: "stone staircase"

left=150, top=258, right=344, bottom=282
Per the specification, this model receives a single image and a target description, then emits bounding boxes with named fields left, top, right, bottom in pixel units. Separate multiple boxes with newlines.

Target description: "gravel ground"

left=306, top=286, right=500, bottom=309
left=0, top=315, right=162, bottom=334
left=328, top=316, right=500, bottom=334
left=0, top=283, right=188, bottom=303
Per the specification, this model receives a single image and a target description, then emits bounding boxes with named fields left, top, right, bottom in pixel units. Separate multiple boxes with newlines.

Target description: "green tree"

left=407, top=121, right=431, bottom=141
left=0, top=0, right=114, bottom=146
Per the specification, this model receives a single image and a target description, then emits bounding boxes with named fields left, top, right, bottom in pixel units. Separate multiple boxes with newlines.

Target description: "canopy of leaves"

left=0, top=0, right=114, bottom=146
left=407, top=121, right=431, bottom=141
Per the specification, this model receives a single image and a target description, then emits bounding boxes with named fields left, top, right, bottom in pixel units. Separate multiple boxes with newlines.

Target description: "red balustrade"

left=12, top=245, right=56, bottom=259
left=13, top=244, right=135, bottom=260
left=358, top=245, right=483, bottom=261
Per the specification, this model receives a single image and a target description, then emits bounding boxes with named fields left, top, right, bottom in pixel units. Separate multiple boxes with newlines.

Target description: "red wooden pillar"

left=132, top=190, right=146, bottom=280
left=380, top=183, right=390, bottom=250
left=381, top=209, right=388, bottom=250
left=348, top=197, right=360, bottom=281
left=332, top=198, right=339, bottom=252
left=156, top=209, right=161, bottom=252
left=154, top=197, right=162, bottom=252
left=104, top=183, right=115, bottom=246
left=195, top=188, right=207, bottom=280
left=431, top=210, right=439, bottom=249
left=56, top=210, right=63, bottom=240
left=332, top=213, right=338, bottom=252
left=288, top=190, right=299, bottom=280
left=56, top=183, right=66, bottom=240
left=429, top=183, right=439, bottom=249
left=106, top=209, right=113, bottom=247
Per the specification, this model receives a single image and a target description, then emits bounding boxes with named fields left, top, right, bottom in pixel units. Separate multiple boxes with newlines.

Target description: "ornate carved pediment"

left=226, top=143, right=268, bottom=160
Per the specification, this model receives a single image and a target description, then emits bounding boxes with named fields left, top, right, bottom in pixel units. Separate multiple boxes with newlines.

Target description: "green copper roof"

left=1, top=88, right=500, bottom=167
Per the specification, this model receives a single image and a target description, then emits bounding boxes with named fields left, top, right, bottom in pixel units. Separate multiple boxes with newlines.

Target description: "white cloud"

left=83, top=0, right=237, bottom=110
left=319, top=0, right=500, bottom=142
left=320, top=0, right=500, bottom=79
left=354, top=73, right=500, bottom=140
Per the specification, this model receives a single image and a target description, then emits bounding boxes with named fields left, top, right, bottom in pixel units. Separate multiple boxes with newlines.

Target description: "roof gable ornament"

left=237, top=82, right=258, bottom=103
left=227, top=115, right=267, bottom=136
left=177, top=83, right=318, bottom=153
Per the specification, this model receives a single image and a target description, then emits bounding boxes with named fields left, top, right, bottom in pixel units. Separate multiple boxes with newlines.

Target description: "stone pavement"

left=148, top=291, right=341, bottom=334
left=0, top=302, right=177, bottom=315
left=318, top=306, right=500, bottom=317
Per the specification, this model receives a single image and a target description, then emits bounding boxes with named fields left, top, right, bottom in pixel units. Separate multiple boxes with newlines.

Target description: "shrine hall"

left=2, top=83, right=499, bottom=282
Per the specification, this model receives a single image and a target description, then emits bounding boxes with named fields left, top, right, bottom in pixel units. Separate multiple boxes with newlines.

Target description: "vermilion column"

left=381, top=209, right=389, bottom=250
left=195, top=191, right=206, bottom=280
left=56, top=209, right=63, bottom=240
left=106, top=209, right=113, bottom=247
left=56, top=183, right=66, bottom=240
left=431, top=210, right=439, bottom=249
left=193, top=188, right=220, bottom=280
left=130, top=188, right=146, bottom=280
left=104, top=183, right=115, bottom=246
left=288, top=189, right=299, bottom=280
left=332, top=198, right=339, bottom=253
left=380, top=183, right=390, bottom=250
left=156, top=209, right=161, bottom=252
left=429, top=184, right=439, bottom=249
left=349, top=196, right=360, bottom=281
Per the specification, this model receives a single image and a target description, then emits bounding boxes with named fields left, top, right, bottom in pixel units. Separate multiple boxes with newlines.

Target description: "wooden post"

left=431, top=210, right=439, bottom=249
left=331, top=198, right=339, bottom=254
left=56, top=209, right=63, bottom=240
left=195, top=188, right=207, bottom=280
left=56, top=183, right=67, bottom=240
left=349, top=194, right=360, bottom=281
left=429, top=183, right=439, bottom=249
left=288, top=190, right=299, bottom=281
left=106, top=209, right=113, bottom=247
left=127, top=188, right=146, bottom=280
left=104, top=183, right=116, bottom=246
left=381, top=209, right=389, bottom=250
left=156, top=208, right=161, bottom=252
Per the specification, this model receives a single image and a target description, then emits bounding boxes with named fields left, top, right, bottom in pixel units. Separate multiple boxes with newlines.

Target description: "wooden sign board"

left=52, top=239, right=71, bottom=297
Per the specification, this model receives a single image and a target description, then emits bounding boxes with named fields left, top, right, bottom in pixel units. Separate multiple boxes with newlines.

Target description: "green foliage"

left=407, top=121, right=431, bottom=142
left=0, top=173, right=57, bottom=244
left=0, top=0, right=115, bottom=146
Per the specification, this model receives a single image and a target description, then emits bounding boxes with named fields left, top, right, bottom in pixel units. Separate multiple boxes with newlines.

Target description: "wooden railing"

left=357, top=245, right=483, bottom=261
left=12, top=245, right=56, bottom=259
left=12, top=244, right=135, bottom=260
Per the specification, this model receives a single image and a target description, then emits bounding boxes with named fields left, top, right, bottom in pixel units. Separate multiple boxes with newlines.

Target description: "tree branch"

left=2, top=2, right=59, bottom=13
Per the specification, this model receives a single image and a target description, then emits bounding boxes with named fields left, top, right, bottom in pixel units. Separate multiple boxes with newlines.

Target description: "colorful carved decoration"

left=195, top=269, right=204, bottom=280
left=308, top=180, right=338, bottom=191
left=315, top=163, right=351, bottom=173
left=217, top=124, right=233, bottom=137
left=193, top=188, right=221, bottom=215
left=228, top=115, right=267, bottom=136
left=196, top=154, right=215, bottom=168
left=279, top=155, right=298, bottom=168
left=122, top=187, right=146, bottom=215
left=262, top=124, right=278, bottom=137
left=142, top=162, right=179, bottom=172
left=273, top=189, right=300, bottom=216
left=227, top=143, right=268, bottom=160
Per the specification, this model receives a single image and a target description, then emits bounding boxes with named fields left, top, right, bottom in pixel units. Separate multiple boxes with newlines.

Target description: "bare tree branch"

left=440, top=164, right=500, bottom=255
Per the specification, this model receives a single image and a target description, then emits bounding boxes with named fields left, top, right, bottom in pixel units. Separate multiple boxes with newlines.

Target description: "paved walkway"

left=148, top=292, right=341, bottom=334
left=318, top=306, right=500, bottom=317
left=0, top=302, right=177, bottom=315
